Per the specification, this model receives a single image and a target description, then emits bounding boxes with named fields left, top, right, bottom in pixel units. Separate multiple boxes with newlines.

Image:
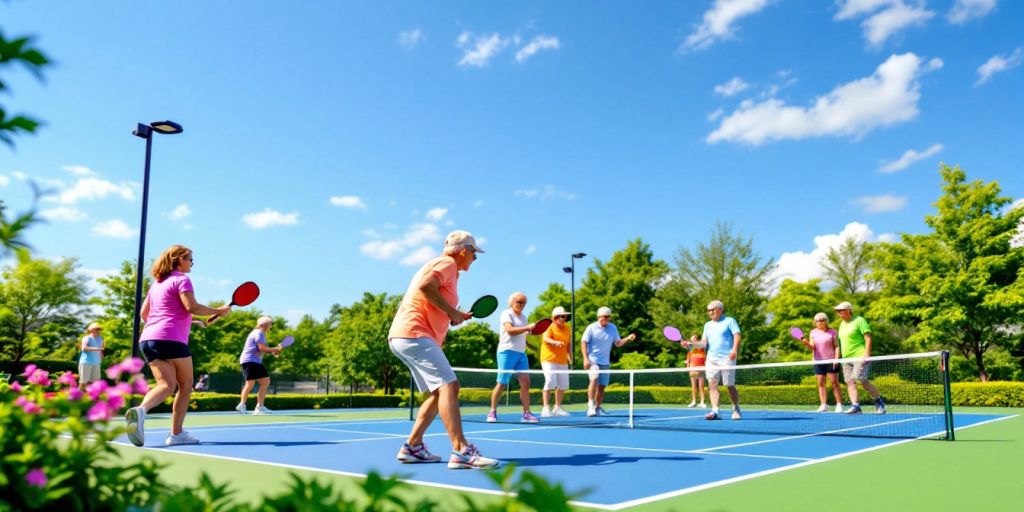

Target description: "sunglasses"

left=514, top=301, right=526, bottom=305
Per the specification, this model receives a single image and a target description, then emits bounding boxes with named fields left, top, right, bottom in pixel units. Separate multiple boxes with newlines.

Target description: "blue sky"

left=2, top=0, right=1022, bottom=328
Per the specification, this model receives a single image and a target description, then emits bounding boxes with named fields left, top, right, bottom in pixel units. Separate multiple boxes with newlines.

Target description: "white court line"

left=694, top=416, right=929, bottom=453
left=145, top=418, right=409, bottom=433
left=468, top=437, right=811, bottom=462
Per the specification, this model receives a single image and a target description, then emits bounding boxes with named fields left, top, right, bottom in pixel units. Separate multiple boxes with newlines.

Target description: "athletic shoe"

left=587, top=405, right=597, bottom=417
left=705, top=410, right=720, bottom=420
left=254, top=405, right=273, bottom=415
left=486, top=410, right=497, bottom=423
left=731, top=409, right=742, bottom=420
left=541, top=407, right=552, bottom=418
left=235, top=403, right=247, bottom=414
left=521, top=411, right=540, bottom=423
left=687, top=401, right=697, bottom=408
left=834, top=404, right=844, bottom=413
left=165, top=431, right=200, bottom=446
left=125, top=406, right=145, bottom=447
left=595, top=406, right=608, bottom=416
left=448, top=444, right=499, bottom=469
left=815, top=404, right=828, bottom=412
left=553, top=407, right=570, bottom=417
left=845, top=404, right=862, bottom=414
left=698, top=402, right=707, bottom=408
left=397, top=443, right=442, bottom=463
left=875, top=398, right=887, bottom=415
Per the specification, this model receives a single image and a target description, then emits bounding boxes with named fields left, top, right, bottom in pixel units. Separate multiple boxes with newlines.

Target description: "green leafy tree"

left=326, top=293, right=404, bottom=394
left=273, top=314, right=327, bottom=378
left=90, top=260, right=150, bottom=362
left=663, top=222, right=776, bottom=360
left=0, top=28, right=51, bottom=147
left=0, top=185, right=44, bottom=261
left=764, top=279, right=836, bottom=360
left=191, top=308, right=267, bottom=373
left=445, top=321, right=498, bottom=368
left=0, top=257, right=86, bottom=362
left=872, top=165, right=1024, bottom=381
left=821, top=237, right=879, bottom=294
left=575, top=239, right=670, bottom=361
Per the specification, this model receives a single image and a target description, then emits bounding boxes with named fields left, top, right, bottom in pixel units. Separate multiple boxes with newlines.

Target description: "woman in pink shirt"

left=124, top=245, right=231, bottom=447
left=799, top=312, right=844, bottom=413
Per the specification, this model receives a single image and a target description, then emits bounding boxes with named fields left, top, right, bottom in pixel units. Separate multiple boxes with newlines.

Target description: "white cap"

left=597, top=306, right=612, bottom=318
left=444, top=230, right=485, bottom=253
left=833, top=301, right=854, bottom=311
left=551, top=306, right=570, bottom=317
left=87, top=322, right=102, bottom=331
left=256, top=316, right=273, bottom=327
left=813, top=312, right=829, bottom=321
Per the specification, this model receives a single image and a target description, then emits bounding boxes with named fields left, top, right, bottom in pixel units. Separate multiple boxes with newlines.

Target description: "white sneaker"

left=835, top=404, right=844, bottom=413
left=125, top=406, right=146, bottom=447
left=541, top=407, right=552, bottom=418
left=687, top=401, right=697, bottom=408
left=731, top=409, right=742, bottom=420
left=165, top=430, right=200, bottom=446
left=254, top=405, right=272, bottom=415
left=397, top=443, right=442, bottom=463
left=448, top=443, right=499, bottom=469
left=698, top=402, right=707, bottom=408
left=553, top=407, right=570, bottom=417
left=235, top=403, right=247, bottom=414
left=815, top=404, right=828, bottom=413
left=587, top=406, right=597, bottom=417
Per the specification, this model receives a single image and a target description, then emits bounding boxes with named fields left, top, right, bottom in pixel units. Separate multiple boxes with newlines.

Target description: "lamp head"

left=572, top=252, right=587, bottom=259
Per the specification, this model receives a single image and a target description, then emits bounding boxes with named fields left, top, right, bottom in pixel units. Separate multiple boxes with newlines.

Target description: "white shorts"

left=705, top=356, right=736, bottom=386
left=541, top=362, right=569, bottom=390
left=389, top=337, right=458, bottom=393
left=78, top=363, right=101, bottom=384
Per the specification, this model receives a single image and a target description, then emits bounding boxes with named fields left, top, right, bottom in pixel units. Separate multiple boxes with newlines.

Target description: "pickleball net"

left=442, top=351, right=954, bottom=440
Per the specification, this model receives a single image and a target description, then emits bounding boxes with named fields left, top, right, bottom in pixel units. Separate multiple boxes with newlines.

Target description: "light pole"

left=563, top=252, right=586, bottom=368
left=130, top=121, right=183, bottom=362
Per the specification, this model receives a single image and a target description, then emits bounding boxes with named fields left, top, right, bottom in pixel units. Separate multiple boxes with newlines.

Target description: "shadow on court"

left=503, top=452, right=702, bottom=467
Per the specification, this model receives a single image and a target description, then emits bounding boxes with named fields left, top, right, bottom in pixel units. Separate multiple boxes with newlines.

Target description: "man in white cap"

left=834, top=301, right=886, bottom=414
left=702, top=300, right=742, bottom=420
left=580, top=306, right=636, bottom=417
left=78, top=322, right=106, bottom=390
left=387, top=230, right=499, bottom=469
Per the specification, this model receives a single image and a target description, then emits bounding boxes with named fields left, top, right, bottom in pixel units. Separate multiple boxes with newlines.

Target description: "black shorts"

left=140, top=340, right=192, bottom=363
left=813, top=362, right=840, bottom=376
left=241, top=362, right=269, bottom=381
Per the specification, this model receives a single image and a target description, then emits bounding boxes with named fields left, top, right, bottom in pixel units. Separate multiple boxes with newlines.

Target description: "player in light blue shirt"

left=581, top=306, right=636, bottom=417
left=700, top=300, right=742, bottom=420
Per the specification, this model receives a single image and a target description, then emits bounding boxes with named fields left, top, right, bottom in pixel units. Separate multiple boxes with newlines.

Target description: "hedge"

left=142, top=392, right=405, bottom=413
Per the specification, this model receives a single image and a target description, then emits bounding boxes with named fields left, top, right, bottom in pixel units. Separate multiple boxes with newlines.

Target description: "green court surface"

left=115, top=407, right=1024, bottom=511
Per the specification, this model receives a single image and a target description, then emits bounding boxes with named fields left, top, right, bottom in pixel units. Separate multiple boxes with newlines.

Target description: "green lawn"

left=115, top=407, right=1023, bottom=511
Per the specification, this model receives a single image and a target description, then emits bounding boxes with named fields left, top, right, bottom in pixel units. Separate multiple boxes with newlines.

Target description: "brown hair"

left=151, top=245, right=192, bottom=281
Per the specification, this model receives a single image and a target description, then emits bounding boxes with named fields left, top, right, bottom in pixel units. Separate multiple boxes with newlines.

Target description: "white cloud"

left=425, top=207, right=448, bottom=222
left=878, top=143, right=943, bottom=173
left=515, top=35, right=560, bottom=62
left=852, top=194, right=907, bottom=213
left=91, top=219, right=134, bottom=239
left=515, top=185, right=575, bottom=201
left=835, top=0, right=934, bottom=48
left=473, top=200, right=484, bottom=208
left=947, top=0, right=997, bottom=24
left=12, top=171, right=27, bottom=181
left=774, top=222, right=889, bottom=285
left=708, top=53, right=941, bottom=145
left=457, top=32, right=511, bottom=67
left=52, top=177, right=136, bottom=205
left=61, top=165, right=96, bottom=177
left=360, top=223, right=443, bottom=262
left=525, top=245, right=537, bottom=255
left=241, top=208, right=300, bottom=229
left=707, top=108, right=725, bottom=122
left=681, top=0, right=773, bottom=52
left=329, top=195, right=368, bottom=210
left=39, top=206, right=88, bottom=222
left=400, top=246, right=439, bottom=266
left=714, top=76, right=751, bottom=97
left=397, top=28, right=424, bottom=50
left=975, top=48, right=1022, bottom=86
left=168, top=203, right=191, bottom=220
left=0, top=175, right=8, bottom=187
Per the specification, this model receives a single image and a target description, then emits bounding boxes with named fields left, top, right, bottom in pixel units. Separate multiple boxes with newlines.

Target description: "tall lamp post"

left=562, top=252, right=586, bottom=368
left=130, top=121, right=183, bottom=362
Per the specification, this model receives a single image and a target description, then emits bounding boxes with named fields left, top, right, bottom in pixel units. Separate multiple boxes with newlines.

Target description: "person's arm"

left=81, top=338, right=99, bottom=352
left=729, top=332, right=742, bottom=360
left=614, top=333, right=636, bottom=347
left=140, top=296, right=151, bottom=323
left=180, top=291, right=231, bottom=317
left=417, top=272, right=469, bottom=325
left=831, top=330, right=839, bottom=358
left=863, top=332, right=872, bottom=359
left=543, top=332, right=563, bottom=346
left=504, top=321, right=534, bottom=336
left=800, top=334, right=815, bottom=350
left=580, top=338, right=590, bottom=369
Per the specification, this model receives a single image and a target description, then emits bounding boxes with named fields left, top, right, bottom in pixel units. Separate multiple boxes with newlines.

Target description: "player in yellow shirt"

left=540, top=306, right=573, bottom=418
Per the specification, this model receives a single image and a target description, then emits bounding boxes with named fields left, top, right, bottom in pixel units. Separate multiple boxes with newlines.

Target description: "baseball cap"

left=833, top=301, right=854, bottom=311
left=444, top=230, right=485, bottom=253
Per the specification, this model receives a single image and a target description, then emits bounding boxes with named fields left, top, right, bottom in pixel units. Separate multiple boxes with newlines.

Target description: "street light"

left=130, top=121, right=183, bottom=363
left=563, top=252, right=587, bottom=369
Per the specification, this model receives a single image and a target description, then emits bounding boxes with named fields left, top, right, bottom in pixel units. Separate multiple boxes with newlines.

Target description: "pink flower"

left=122, top=357, right=146, bottom=374
left=14, top=396, right=28, bottom=406
left=86, top=380, right=109, bottom=401
left=106, top=394, right=125, bottom=410
left=10, top=381, right=23, bottom=392
left=25, top=468, right=47, bottom=488
left=67, top=388, right=84, bottom=401
left=21, top=400, right=42, bottom=415
left=105, top=365, right=124, bottom=380
left=131, top=376, right=150, bottom=395
left=109, top=382, right=133, bottom=397
left=20, top=364, right=37, bottom=377
left=27, top=369, right=51, bottom=387
left=87, top=400, right=113, bottom=422
left=57, top=371, right=78, bottom=387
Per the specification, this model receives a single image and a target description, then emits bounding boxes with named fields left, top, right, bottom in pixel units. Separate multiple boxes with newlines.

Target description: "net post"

left=408, top=371, right=415, bottom=422
left=941, top=350, right=954, bottom=441
left=628, top=371, right=635, bottom=429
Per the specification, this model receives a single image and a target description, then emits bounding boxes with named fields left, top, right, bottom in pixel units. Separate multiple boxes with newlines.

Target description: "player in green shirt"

left=834, top=302, right=886, bottom=414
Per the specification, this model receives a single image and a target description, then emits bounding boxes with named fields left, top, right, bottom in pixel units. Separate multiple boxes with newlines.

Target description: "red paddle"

left=530, top=318, right=553, bottom=335
left=206, top=281, right=260, bottom=325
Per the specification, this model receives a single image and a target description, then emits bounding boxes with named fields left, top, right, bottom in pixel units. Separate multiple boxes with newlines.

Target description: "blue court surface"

left=116, top=409, right=1012, bottom=510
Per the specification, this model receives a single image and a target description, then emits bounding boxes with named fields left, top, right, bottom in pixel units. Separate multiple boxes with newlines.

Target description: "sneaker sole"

left=448, top=461, right=499, bottom=470
left=125, top=408, right=145, bottom=447
left=398, top=456, right=442, bottom=463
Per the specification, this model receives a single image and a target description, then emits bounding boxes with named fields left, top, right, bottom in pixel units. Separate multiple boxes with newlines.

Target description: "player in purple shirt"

left=236, top=316, right=282, bottom=415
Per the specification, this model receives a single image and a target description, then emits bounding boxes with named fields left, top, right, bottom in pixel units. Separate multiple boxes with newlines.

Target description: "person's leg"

left=406, top=390, right=439, bottom=447
left=587, top=376, right=598, bottom=404
left=829, top=372, right=844, bottom=406
left=689, top=374, right=698, bottom=405
left=707, top=370, right=721, bottom=411
left=240, top=379, right=255, bottom=405
left=844, top=364, right=860, bottom=407
left=489, top=383, right=507, bottom=411
left=517, top=373, right=531, bottom=413
left=256, top=377, right=270, bottom=407
left=140, top=360, right=176, bottom=411
left=169, top=357, right=194, bottom=435
left=436, top=380, right=470, bottom=452
left=595, top=385, right=605, bottom=406
left=555, top=388, right=565, bottom=409
left=861, top=379, right=882, bottom=400
left=727, top=386, right=740, bottom=408
left=698, top=376, right=706, bottom=404
left=542, top=387, right=551, bottom=410
left=816, top=374, right=828, bottom=407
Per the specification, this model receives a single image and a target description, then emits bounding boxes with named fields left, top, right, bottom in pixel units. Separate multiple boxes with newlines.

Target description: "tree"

left=575, top=239, right=670, bottom=361
left=0, top=28, right=51, bottom=147
left=273, top=314, right=328, bottom=378
left=0, top=257, right=86, bottom=362
left=765, top=279, right=833, bottom=359
left=0, top=184, right=44, bottom=261
left=91, top=261, right=151, bottom=362
left=821, top=237, right=879, bottom=295
left=444, top=321, right=498, bottom=369
left=326, top=293, right=404, bottom=394
left=661, top=222, right=777, bottom=360
left=872, top=165, right=1024, bottom=381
